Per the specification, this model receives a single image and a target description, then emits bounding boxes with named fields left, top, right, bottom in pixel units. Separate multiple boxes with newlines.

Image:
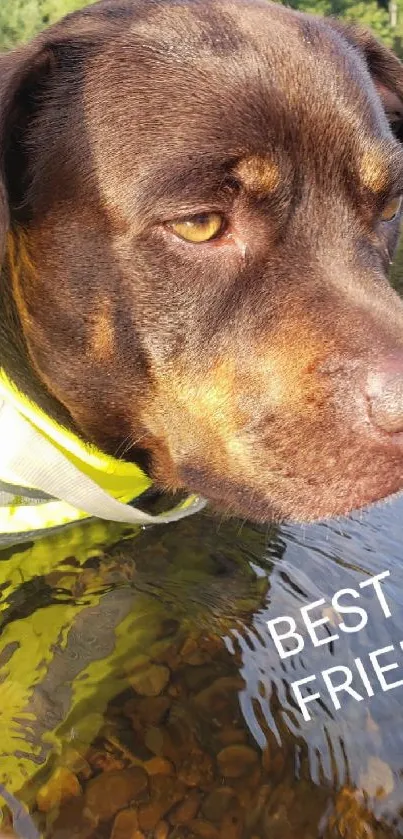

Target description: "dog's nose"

left=366, top=357, right=403, bottom=434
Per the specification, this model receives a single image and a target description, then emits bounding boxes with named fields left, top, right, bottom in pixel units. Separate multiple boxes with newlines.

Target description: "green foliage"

left=1, top=0, right=403, bottom=54
left=342, top=1, right=393, bottom=44
left=0, top=0, right=94, bottom=50
left=282, top=0, right=403, bottom=56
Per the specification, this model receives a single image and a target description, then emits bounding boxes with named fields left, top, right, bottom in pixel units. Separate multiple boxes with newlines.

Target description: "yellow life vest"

left=0, top=371, right=205, bottom=540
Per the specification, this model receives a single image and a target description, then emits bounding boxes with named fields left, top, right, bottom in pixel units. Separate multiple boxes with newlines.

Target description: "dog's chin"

left=179, top=463, right=403, bottom=524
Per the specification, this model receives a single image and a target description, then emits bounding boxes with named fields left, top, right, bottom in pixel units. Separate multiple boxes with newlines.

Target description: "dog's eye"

left=170, top=213, right=225, bottom=242
left=380, top=196, right=402, bottom=222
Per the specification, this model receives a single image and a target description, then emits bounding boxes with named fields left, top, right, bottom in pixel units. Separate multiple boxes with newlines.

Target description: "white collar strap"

left=0, top=387, right=206, bottom=531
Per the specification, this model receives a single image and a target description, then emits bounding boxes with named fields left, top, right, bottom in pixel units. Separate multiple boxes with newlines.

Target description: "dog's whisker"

left=113, top=432, right=148, bottom=462
left=113, top=433, right=133, bottom=460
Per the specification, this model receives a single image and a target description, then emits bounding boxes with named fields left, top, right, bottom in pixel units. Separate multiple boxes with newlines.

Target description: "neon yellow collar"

left=0, top=370, right=152, bottom=499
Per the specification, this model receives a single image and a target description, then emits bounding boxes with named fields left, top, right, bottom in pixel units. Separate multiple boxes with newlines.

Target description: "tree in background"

left=0, top=0, right=401, bottom=52
left=1, top=0, right=403, bottom=53
left=282, top=0, right=403, bottom=51
left=0, top=0, right=95, bottom=50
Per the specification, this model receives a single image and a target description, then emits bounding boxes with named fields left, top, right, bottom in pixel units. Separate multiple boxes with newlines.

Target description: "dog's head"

left=2, top=0, right=403, bottom=522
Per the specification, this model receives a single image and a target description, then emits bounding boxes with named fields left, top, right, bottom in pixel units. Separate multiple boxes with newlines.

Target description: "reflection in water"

left=0, top=497, right=403, bottom=837
left=237, top=500, right=403, bottom=830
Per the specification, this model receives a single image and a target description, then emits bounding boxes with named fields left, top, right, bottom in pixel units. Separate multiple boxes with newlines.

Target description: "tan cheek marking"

left=6, top=230, right=39, bottom=330
left=235, top=155, right=280, bottom=195
left=359, top=149, right=389, bottom=194
left=166, top=358, right=242, bottom=443
left=143, top=358, right=248, bottom=475
left=5, top=231, right=68, bottom=389
left=253, top=318, right=332, bottom=410
left=90, top=300, right=115, bottom=361
left=144, top=319, right=332, bottom=480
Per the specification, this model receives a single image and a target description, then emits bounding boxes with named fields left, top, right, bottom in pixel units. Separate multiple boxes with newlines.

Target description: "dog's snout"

left=366, top=357, right=403, bottom=434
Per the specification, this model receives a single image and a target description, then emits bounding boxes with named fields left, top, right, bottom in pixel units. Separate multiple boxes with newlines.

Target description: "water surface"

left=0, top=496, right=403, bottom=839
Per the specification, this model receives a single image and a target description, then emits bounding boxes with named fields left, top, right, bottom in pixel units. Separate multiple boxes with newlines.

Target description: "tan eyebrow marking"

left=359, top=149, right=389, bottom=194
left=234, top=155, right=280, bottom=195
left=91, top=299, right=115, bottom=361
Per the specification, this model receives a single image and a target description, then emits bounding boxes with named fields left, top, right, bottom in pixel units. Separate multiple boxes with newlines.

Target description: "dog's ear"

left=0, top=39, right=50, bottom=256
left=0, top=9, right=114, bottom=267
left=329, top=20, right=403, bottom=142
left=0, top=37, right=57, bottom=264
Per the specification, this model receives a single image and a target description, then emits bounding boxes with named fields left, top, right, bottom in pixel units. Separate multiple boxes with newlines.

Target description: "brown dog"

left=1, top=0, right=403, bottom=524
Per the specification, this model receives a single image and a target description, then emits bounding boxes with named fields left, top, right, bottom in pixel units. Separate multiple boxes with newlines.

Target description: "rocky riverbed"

left=24, top=624, right=397, bottom=839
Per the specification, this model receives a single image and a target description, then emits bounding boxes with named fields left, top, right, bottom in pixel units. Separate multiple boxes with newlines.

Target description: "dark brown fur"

left=2, top=0, right=403, bottom=522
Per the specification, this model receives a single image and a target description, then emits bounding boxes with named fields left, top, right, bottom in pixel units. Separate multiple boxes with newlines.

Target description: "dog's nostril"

left=366, top=359, right=403, bottom=434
